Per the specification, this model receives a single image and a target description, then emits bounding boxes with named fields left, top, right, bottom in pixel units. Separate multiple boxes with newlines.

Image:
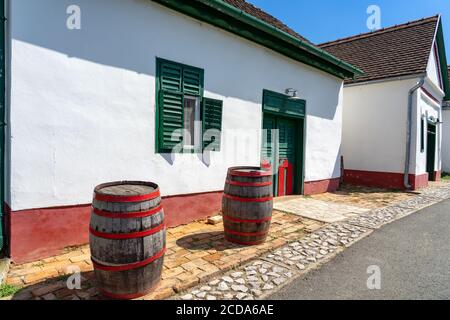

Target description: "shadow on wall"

left=13, top=0, right=341, bottom=121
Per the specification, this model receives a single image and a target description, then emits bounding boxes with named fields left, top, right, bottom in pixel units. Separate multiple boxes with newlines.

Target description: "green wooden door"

left=277, top=118, right=296, bottom=196
left=426, top=123, right=437, bottom=180
left=262, top=116, right=297, bottom=197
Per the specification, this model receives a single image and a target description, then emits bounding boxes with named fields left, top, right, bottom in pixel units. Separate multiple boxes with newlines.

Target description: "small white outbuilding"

left=442, top=67, right=450, bottom=173
left=320, top=15, right=450, bottom=190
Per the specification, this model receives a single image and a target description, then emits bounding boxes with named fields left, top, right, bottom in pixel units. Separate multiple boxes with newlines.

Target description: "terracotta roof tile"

left=319, top=16, right=439, bottom=84
left=224, top=0, right=312, bottom=44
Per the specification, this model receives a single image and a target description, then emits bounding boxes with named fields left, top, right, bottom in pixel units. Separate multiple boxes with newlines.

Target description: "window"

left=183, top=96, right=201, bottom=149
left=156, top=58, right=223, bottom=153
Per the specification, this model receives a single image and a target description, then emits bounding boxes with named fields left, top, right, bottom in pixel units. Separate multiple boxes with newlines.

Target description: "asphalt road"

left=269, top=198, right=450, bottom=300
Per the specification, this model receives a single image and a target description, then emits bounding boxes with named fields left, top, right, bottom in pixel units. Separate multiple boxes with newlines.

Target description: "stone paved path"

left=274, top=197, right=370, bottom=222
left=174, top=183, right=450, bottom=300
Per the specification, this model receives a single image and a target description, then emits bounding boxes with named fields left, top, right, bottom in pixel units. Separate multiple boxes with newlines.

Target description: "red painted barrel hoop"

left=92, top=205, right=163, bottom=219
left=223, top=215, right=272, bottom=224
left=94, top=181, right=161, bottom=203
left=223, top=194, right=273, bottom=203
left=225, top=236, right=265, bottom=246
left=228, top=166, right=272, bottom=177
left=93, top=247, right=166, bottom=272
left=225, top=180, right=272, bottom=187
left=224, top=228, right=268, bottom=237
left=89, top=223, right=165, bottom=240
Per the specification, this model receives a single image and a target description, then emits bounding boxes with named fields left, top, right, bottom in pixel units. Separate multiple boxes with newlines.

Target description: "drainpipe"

left=404, top=78, right=425, bottom=189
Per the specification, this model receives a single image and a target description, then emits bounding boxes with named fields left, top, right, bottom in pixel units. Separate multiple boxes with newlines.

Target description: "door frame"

left=426, top=121, right=437, bottom=181
left=261, top=90, right=307, bottom=195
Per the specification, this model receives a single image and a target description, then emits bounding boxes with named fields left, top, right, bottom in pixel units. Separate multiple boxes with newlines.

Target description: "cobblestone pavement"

left=174, top=183, right=450, bottom=300
left=5, top=183, right=450, bottom=300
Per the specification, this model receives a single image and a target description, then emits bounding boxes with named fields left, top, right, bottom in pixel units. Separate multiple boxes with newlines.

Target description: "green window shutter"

left=183, top=67, right=203, bottom=96
left=160, top=61, right=183, bottom=92
left=202, top=98, right=223, bottom=151
left=159, top=90, right=184, bottom=151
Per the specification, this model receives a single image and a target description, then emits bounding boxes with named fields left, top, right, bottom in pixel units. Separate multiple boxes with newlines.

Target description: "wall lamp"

left=285, top=88, right=301, bottom=99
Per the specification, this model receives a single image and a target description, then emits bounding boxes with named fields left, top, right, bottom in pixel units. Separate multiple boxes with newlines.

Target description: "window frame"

left=155, top=57, right=205, bottom=154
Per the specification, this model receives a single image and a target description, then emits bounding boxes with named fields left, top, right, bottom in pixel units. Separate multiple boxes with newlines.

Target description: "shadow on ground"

left=11, top=271, right=102, bottom=300
left=176, top=231, right=246, bottom=251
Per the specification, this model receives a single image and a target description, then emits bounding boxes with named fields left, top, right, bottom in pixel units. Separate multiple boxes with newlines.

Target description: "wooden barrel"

left=222, top=167, right=273, bottom=245
left=89, top=181, right=166, bottom=300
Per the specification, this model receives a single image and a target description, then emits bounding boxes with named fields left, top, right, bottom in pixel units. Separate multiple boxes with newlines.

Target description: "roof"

left=223, top=0, right=312, bottom=44
left=319, top=16, right=440, bottom=85
left=151, top=0, right=363, bottom=79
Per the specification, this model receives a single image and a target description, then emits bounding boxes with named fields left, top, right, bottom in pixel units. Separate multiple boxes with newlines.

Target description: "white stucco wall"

left=343, top=76, right=443, bottom=177
left=442, top=109, right=450, bottom=172
left=427, top=46, right=442, bottom=89
left=342, top=79, right=417, bottom=174
left=8, top=0, right=344, bottom=211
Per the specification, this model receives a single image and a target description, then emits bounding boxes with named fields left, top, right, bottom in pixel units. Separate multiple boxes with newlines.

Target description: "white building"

left=442, top=67, right=450, bottom=173
left=0, top=0, right=361, bottom=263
left=320, top=16, right=450, bottom=190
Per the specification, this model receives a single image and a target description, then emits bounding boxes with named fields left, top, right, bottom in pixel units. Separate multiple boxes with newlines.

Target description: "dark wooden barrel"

left=89, top=181, right=166, bottom=300
left=222, top=167, right=273, bottom=245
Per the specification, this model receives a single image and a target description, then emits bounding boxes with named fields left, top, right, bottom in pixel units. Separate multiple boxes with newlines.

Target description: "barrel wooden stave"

left=222, top=167, right=273, bottom=245
left=89, top=181, right=166, bottom=299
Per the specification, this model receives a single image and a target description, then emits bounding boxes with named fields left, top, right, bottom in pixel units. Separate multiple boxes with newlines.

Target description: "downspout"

left=404, top=78, right=425, bottom=189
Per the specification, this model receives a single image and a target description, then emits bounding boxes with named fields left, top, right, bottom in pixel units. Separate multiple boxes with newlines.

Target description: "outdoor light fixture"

left=285, top=88, right=300, bottom=99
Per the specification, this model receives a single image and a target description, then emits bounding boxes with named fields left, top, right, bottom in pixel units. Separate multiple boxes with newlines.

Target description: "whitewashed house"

left=442, top=67, right=450, bottom=173
left=0, top=0, right=361, bottom=262
left=320, top=16, right=450, bottom=190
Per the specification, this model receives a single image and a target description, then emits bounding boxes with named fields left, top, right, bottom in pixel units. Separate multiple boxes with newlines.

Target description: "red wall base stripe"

left=303, top=178, right=340, bottom=195
left=343, top=169, right=429, bottom=190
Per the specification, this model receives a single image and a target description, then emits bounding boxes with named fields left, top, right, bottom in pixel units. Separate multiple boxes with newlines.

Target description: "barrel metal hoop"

left=225, top=180, right=272, bottom=187
left=223, top=215, right=272, bottom=224
left=224, top=228, right=268, bottom=237
left=92, top=247, right=166, bottom=272
left=92, top=205, right=163, bottom=219
left=228, top=170, right=272, bottom=177
left=223, top=194, right=273, bottom=203
left=94, top=189, right=160, bottom=203
left=89, top=223, right=165, bottom=240
left=225, top=236, right=265, bottom=246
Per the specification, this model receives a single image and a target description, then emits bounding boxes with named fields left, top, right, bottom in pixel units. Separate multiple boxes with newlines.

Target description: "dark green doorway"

left=426, top=122, right=437, bottom=181
left=261, top=90, right=306, bottom=197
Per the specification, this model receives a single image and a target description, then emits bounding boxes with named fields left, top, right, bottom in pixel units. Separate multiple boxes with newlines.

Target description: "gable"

left=427, top=43, right=443, bottom=89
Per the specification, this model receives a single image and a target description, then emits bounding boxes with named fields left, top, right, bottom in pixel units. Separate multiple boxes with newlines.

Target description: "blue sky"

left=249, top=0, right=450, bottom=60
